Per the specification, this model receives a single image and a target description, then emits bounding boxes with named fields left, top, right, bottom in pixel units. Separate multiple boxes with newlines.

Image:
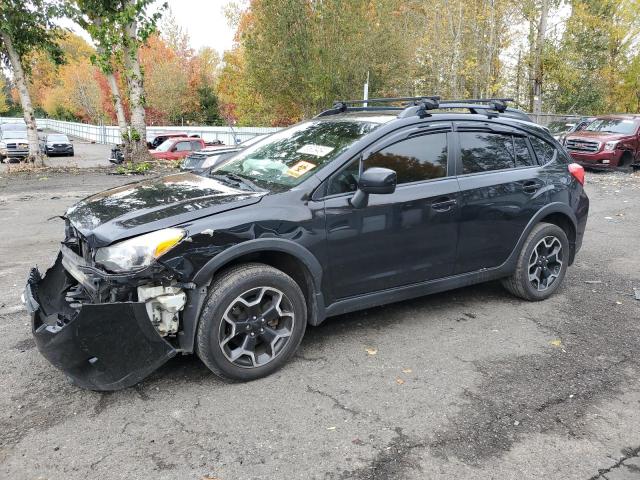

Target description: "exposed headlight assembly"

left=604, top=141, right=619, bottom=151
left=94, top=228, right=185, bottom=273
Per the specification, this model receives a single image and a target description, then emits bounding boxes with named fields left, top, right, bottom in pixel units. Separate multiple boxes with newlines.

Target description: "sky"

left=162, top=0, right=237, bottom=55
left=61, top=0, right=239, bottom=56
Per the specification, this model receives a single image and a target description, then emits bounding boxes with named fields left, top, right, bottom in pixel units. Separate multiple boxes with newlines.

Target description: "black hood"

left=65, top=172, right=266, bottom=247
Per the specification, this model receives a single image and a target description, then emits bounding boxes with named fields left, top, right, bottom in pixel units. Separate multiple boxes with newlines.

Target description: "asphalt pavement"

left=0, top=163, right=639, bottom=480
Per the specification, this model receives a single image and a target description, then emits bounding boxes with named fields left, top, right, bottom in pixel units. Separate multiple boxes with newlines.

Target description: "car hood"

left=65, top=172, right=266, bottom=247
left=566, top=131, right=628, bottom=142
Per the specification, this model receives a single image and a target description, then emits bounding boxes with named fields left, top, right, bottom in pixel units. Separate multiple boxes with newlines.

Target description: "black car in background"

left=24, top=97, right=589, bottom=391
left=180, top=146, right=241, bottom=172
left=180, top=134, right=270, bottom=172
left=41, top=133, right=74, bottom=156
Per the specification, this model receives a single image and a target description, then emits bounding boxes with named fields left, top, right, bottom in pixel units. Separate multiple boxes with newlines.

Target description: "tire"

left=618, top=152, right=633, bottom=173
left=196, top=263, right=307, bottom=381
left=501, top=222, right=569, bottom=301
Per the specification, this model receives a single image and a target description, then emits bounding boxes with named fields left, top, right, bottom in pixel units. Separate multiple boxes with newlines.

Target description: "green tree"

left=0, top=0, right=64, bottom=165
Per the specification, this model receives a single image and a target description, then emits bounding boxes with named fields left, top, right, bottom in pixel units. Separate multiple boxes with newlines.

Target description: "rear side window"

left=365, top=133, right=448, bottom=184
left=191, top=140, right=202, bottom=151
left=529, top=136, right=556, bottom=164
left=459, top=132, right=514, bottom=173
left=175, top=141, right=191, bottom=152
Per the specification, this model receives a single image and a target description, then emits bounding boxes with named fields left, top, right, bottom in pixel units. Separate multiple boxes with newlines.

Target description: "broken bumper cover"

left=25, top=255, right=176, bottom=391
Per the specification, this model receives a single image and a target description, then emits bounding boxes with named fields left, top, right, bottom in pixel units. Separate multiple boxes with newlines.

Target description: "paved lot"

left=0, top=166, right=639, bottom=480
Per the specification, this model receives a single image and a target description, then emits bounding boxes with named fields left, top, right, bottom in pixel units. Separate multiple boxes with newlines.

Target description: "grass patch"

left=113, top=161, right=152, bottom=175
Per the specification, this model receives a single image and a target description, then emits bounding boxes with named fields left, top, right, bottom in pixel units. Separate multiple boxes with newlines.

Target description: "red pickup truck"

left=150, top=137, right=206, bottom=161
left=564, top=115, right=640, bottom=170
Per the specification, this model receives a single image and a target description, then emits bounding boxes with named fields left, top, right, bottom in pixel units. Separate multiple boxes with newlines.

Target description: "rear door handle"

left=522, top=181, right=542, bottom=194
left=431, top=197, right=457, bottom=212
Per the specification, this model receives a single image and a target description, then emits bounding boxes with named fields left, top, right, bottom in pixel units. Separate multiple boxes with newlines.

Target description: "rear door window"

left=175, top=141, right=192, bottom=152
left=459, top=132, right=515, bottom=174
left=191, top=140, right=202, bottom=151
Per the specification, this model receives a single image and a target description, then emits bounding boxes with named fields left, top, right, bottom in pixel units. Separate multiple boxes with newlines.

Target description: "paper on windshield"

left=297, top=144, right=334, bottom=157
left=287, top=160, right=317, bottom=178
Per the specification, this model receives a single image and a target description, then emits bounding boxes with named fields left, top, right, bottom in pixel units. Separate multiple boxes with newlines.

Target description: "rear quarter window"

left=529, top=136, right=558, bottom=165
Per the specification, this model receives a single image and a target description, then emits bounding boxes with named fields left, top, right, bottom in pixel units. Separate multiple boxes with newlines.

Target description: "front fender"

left=192, top=238, right=324, bottom=291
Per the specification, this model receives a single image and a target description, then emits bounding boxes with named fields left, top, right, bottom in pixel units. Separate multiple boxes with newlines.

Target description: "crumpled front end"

left=25, top=250, right=178, bottom=391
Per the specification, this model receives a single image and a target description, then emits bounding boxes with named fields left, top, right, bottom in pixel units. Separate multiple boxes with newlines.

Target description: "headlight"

left=604, top=141, right=618, bottom=151
left=94, top=228, right=185, bottom=272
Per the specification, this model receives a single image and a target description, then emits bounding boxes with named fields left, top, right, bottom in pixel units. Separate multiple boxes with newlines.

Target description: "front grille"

left=566, top=139, right=600, bottom=153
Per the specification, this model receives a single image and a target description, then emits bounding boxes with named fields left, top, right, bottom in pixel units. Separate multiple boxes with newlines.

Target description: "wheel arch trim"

left=192, top=239, right=324, bottom=291
left=178, top=239, right=327, bottom=353
left=507, top=203, right=578, bottom=268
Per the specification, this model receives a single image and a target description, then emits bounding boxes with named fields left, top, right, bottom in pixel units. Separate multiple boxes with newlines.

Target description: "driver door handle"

left=431, top=197, right=457, bottom=212
left=522, top=180, right=543, bottom=194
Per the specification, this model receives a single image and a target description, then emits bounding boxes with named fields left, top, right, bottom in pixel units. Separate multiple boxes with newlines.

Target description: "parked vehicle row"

left=547, top=116, right=595, bottom=144
left=1, top=123, right=74, bottom=162
left=563, top=115, right=640, bottom=170
left=109, top=132, right=226, bottom=164
left=24, top=97, right=589, bottom=390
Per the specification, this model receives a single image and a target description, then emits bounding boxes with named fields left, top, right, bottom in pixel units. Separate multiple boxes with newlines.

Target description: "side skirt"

left=324, top=263, right=511, bottom=318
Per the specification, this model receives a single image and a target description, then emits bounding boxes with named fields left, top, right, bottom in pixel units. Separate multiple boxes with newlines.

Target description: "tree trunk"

left=533, top=0, right=549, bottom=115
left=122, top=14, right=150, bottom=163
left=1, top=32, right=44, bottom=166
left=105, top=71, right=130, bottom=154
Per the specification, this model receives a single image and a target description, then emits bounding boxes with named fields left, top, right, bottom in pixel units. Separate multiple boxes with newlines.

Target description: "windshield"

left=586, top=119, right=638, bottom=134
left=155, top=139, right=174, bottom=152
left=547, top=121, right=574, bottom=134
left=48, top=134, right=69, bottom=142
left=2, top=131, right=28, bottom=139
left=213, top=119, right=381, bottom=188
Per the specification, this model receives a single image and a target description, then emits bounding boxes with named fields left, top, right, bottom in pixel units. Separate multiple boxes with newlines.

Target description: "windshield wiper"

left=210, top=172, right=262, bottom=192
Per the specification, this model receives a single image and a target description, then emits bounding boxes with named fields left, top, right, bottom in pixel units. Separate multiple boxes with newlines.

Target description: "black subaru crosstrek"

left=24, top=98, right=589, bottom=390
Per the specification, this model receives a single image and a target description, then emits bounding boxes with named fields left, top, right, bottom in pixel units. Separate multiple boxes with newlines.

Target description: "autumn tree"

left=0, top=75, right=9, bottom=114
left=0, top=0, right=64, bottom=165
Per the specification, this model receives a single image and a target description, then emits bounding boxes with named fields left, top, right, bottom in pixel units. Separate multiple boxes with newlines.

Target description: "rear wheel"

left=196, top=263, right=307, bottom=381
left=502, top=222, right=569, bottom=301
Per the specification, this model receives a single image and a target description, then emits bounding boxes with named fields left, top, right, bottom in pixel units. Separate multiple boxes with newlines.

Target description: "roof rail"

left=314, top=96, right=516, bottom=119
left=440, top=98, right=514, bottom=113
left=335, top=95, right=441, bottom=105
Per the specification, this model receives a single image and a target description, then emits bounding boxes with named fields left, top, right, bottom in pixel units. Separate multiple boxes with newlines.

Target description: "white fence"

left=0, top=117, right=281, bottom=146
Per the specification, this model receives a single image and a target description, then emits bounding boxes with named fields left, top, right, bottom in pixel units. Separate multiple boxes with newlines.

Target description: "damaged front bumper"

left=25, top=254, right=177, bottom=391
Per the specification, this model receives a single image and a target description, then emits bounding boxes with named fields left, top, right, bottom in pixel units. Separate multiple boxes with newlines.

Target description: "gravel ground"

left=0, top=165, right=639, bottom=480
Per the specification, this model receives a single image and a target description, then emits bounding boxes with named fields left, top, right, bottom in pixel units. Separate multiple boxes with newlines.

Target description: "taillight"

left=568, top=163, right=585, bottom=185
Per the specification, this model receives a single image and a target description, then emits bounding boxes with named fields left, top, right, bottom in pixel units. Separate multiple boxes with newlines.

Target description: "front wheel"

left=196, top=263, right=307, bottom=381
left=502, top=222, right=569, bottom=301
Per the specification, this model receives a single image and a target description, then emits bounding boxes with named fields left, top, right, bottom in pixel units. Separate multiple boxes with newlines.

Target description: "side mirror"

left=350, top=167, right=397, bottom=209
